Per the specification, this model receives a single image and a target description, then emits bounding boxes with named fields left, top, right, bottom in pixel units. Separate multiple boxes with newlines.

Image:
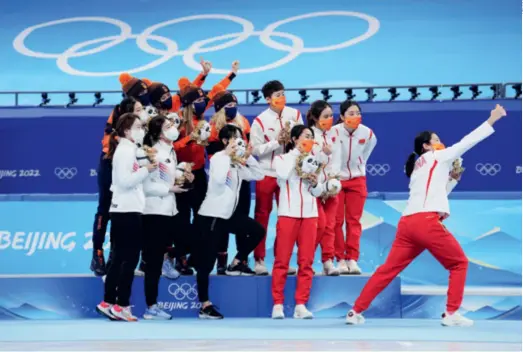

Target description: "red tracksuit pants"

left=254, top=176, right=279, bottom=261
left=272, top=216, right=317, bottom=305
left=335, top=177, right=367, bottom=261
left=316, top=196, right=338, bottom=263
left=354, top=212, right=468, bottom=314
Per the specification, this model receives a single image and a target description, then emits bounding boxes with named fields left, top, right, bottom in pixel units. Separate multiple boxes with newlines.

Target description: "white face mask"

left=138, top=110, right=150, bottom=124
left=164, top=126, right=179, bottom=141
left=235, top=137, right=246, bottom=157
left=131, top=128, right=145, bottom=145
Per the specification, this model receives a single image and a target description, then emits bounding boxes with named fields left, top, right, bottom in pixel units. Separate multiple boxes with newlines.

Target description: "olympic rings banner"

left=12, top=12, right=380, bottom=77
left=0, top=99, right=520, bottom=194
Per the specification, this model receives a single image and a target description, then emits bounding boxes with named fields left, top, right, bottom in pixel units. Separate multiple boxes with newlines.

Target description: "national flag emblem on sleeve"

left=133, top=161, right=139, bottom=171
left=225, top=170, right=233, bottom=188
left=159, top=162, right=171, bottom=183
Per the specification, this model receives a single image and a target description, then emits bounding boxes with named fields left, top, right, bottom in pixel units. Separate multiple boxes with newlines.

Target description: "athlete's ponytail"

left=405, top=152, right=417, bottom=178
left=405, top=131, right=434, bottom=178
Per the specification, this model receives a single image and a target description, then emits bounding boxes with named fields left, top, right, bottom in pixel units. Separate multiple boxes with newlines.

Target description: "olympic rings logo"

left=167, top=283, right=198, bottom=301
left=13, top=12, right=380, bottom=77
left=366, top=164, right=390, bottom=176
left=54, top=167, right=78, bottom=179
left=475, top=163, right=501, bottom=176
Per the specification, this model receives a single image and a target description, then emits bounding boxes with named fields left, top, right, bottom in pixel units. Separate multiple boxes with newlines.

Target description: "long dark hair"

left=405, top=131, right=433, bottom=178
left=306, top=100, right=331, bottom=127
left=336, top=100, right=362, bottom=125
left=285, top=125, right=314, bottom=153
left=144, top=115, right=167, bottom=147
left=106, top=97, right=138, bottom=134
left=107, top=113, right=140, bottom=159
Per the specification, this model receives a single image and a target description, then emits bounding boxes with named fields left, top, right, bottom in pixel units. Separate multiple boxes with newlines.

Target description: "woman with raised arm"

left=345, top=104, right=507, bottom=327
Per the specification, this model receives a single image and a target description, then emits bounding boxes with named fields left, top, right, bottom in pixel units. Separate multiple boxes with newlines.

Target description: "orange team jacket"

left=206, top=116, right=251, bottom=160
left=101, top=72, right=207, bottom=154
left=173, top=72, right=236, bottom=170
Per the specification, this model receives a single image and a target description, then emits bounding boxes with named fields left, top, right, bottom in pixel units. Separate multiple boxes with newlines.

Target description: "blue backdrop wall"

left=0, top=99, right=521, bottom=194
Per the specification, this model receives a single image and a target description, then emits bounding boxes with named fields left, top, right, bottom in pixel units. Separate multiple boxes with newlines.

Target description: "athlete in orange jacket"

left=90, top=69, right=208, bottom=277
left=174, top=61, right=239, bottom=270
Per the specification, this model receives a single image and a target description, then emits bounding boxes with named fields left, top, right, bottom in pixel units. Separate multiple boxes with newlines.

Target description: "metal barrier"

left=0, top=82, right=520, bottom=107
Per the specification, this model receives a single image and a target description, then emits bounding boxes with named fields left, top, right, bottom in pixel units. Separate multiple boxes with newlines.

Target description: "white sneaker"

left=143, top=304, right=172, bottom=320
left=338, top=260, right=350, bottom=275
left=323, top=259, right=340, bottom=276
left=441, top=311, right=474, bottom=327
left=110, top=305, right=138, bottom=322
left=346, top=309, right=365, bottom=325
left=293, top=304, right=313, bottom=319
left=347, top=260, right=362, bottom=275
left=255, top=260, right=269, bottom=276
left=288, top=267, right=297, bottom=275
left=271, top=304, right=285, bottom=319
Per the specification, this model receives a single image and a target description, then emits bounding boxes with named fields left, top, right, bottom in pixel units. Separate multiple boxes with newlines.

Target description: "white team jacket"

left=403, top=121, right=495, bottom=218
left=334, top=123, right=377, bottom=180
left=110, top=138, right=149, bottom=213
left=143, top=140, right=178, bottom=216
left=274, top=149, right=325, bottom=218
left=310, top=126, right=342, bottom=183
left=250, top=106, right=303, bottom=178
left=198, top=151, right=264, bottom=219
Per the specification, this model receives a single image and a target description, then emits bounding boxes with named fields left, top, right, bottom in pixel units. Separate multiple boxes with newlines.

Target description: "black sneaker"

left=199, top=304, right=224, bottom=319
left=175, top=257, right=194, bottom=276
left=90, top=250, right=106, bottom=276
left=225, top=261, right=255, bottom=276
left=216, top=266, right=227, bottom=275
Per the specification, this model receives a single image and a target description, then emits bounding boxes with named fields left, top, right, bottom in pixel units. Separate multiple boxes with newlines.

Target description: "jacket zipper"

left=347, top=136, right=353, bottom=179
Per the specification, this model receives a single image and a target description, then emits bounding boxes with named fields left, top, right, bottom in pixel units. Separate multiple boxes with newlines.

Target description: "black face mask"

left=224, top=106, right=237, bottom=120
left=160, top=96, right=173, bottom=110
left=138, top=94, right=150, bottom=107
left=193, top=100, right=207, bottom=116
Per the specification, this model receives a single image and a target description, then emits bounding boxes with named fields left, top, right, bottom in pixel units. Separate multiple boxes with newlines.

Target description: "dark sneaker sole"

left=225, top=271, right=255, bottom=276
left=198, top=314, right=224, bottom=320
left=96, top=306, right=119, bottom=321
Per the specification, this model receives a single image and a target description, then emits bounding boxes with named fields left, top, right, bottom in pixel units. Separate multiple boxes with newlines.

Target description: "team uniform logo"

left=158, top=162, right=171, bottom=183
left=13, top=12, right=380, bottom=76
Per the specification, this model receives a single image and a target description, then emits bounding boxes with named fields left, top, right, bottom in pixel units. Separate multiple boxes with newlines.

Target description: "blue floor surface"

left=0, top=318, right=520, bottom=351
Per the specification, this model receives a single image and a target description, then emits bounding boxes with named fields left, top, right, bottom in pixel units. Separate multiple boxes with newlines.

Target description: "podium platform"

left=0, top=275, right=402, bottom=320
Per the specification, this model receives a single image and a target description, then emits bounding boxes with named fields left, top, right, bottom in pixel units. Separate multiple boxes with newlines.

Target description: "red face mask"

left=318, top=117, right=333, bottom=131
left=344, top=116, right=361, bottom=129
left=271, top=96, right=286, bottom=111
left=432, top=142, right=445, bottom=150
left=299, top=139, right=315, bottom=153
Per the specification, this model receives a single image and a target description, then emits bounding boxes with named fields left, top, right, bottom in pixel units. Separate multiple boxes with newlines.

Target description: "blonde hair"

left=182, top=105, right=195, bottom=135
left=210, top=108, right=245, bottom=134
